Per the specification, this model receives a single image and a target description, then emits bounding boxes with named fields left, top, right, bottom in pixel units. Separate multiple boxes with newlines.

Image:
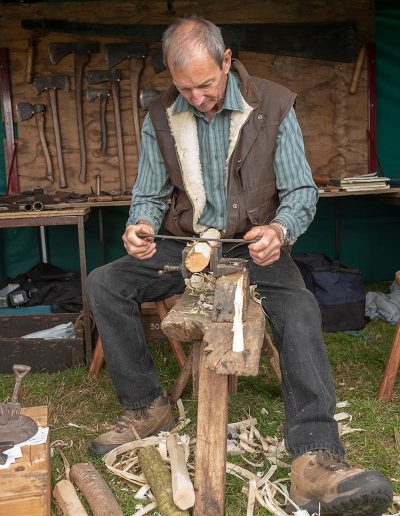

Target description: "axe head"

left=139, top=88, right=161, bottom=111
left=33, top=75, right=70, bottom=95
left=16, top=102, right=46, bottom=121
left=105, top=42, right=147, bottom=68
left=48, top=41, right=99, bottom=64
left=86, top=86, right=109, bottom=102
left=87, top=68, right=122, bottom=85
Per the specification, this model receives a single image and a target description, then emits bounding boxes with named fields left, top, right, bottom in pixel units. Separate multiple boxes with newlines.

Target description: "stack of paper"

left=331, top=173, right=390, bottom=192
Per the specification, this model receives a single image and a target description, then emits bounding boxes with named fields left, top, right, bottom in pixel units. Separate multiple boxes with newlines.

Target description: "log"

left=69, top=462, right=123, bottom=516
left=166, top=434, right=195, bottom=510
left=138, top=446, right=189, bottom=516
left=212, top=271, right=249, bottom=323
left=53, top=479, right=88, bottom=516
left=184, top=228, right=221, bottom=273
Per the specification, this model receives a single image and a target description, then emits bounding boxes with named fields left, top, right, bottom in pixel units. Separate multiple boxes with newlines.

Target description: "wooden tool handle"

left=49, top=88, right=67, bottom=188
left=75, top=53, right=89, bottom=183
left=70, top=462, right=123, bottom=516
left=111, top=81, right=127, bottom=193
left=35, top=111, right=53, bottom=181
left=99, top=94, right=108, bottom=155
left=129, top=57, right=144, bottom=156
left=166, top=434, right=195, bottom=510
left=349, top=45, right=366, bottom=95
left=25, top=38, right=34, bottom=84
left=53, top=479, right=88, bottom=516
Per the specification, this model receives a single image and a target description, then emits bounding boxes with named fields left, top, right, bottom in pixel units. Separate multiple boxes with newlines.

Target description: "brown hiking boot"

left=287, top=450, right=393, bottom=515
left=89, top=390, right=175, bottom=456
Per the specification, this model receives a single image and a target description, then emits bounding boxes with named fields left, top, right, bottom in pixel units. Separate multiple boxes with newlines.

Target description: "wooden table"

left=161, top=290, right=265, bottom=515
left=0, top=208, right=92, bottom=361
left=0, top=406, right=50, bottom=516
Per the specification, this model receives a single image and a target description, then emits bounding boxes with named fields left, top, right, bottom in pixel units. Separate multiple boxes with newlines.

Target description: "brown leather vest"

left=148, top=60, right=296, bottom=237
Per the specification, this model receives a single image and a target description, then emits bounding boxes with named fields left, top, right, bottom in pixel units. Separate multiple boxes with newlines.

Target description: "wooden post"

left=377, top=322, right=400, bottom=401
left=193, top=342, right=228, bottom=516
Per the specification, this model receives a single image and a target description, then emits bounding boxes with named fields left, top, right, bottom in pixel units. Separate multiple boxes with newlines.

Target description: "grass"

left=0, top=301, right=399, bottom=514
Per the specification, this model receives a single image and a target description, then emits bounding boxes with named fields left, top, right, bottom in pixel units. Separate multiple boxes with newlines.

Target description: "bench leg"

left=193, top=342, right=228, bottom=516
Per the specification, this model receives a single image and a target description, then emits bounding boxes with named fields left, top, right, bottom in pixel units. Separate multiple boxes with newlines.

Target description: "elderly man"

left=86, top=16, right=392, bottom=515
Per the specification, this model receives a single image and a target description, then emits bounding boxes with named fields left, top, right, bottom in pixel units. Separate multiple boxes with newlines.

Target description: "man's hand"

left=122, top=221, right=156, bottom=260
left=244, top=224, right=284, bottom=266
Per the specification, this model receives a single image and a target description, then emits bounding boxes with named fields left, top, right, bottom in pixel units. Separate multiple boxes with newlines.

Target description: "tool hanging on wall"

left=0, top=47, right=19, bottom=194
left=87, top=68, right=126, bottom=193
left=105, top=42, right=147, bottom=156
left=140, top=87, right=161, bottom=111
left=48, top=41, right=99, bottom=184
left=33, top=75, right=70, bottom=188
left=16, top=102, right=53, bottom=182
left=86, top=86, right=110, bottom=155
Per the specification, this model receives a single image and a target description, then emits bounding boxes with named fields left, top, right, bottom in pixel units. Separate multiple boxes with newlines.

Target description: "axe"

left=33, top=75, right=69, bottom=188
left=16, top=102, right=53, bottom=182
left=87, top=68, right=126, bottom=193
left=48, top=41, right=99, bottom=184
left=139, top=87, right=161, bottom=111
left=86, top=86, right=110, bottom=156
left=105, top=42, right=146, bottom=156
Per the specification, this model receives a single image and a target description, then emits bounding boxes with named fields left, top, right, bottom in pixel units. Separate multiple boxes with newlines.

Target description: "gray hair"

left=162, top=15, right=226, bottom=70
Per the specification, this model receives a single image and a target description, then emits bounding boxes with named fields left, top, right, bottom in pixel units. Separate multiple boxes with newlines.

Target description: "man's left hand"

left=244, top=224, right=284, bottom=266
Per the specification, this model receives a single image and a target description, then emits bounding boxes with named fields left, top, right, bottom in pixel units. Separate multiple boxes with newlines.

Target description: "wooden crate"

left=0, top=313, right=84, bottom=372
left=0, top=406, right=50, bottom=516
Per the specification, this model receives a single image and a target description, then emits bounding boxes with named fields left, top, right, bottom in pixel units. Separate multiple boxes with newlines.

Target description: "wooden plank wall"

left=0, top=0, right=373, bottom=195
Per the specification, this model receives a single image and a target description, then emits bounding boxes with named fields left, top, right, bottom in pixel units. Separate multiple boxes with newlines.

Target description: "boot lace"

left=114, top=407, right=148, bottom=433
left=315, top=449, right=351, bottom=471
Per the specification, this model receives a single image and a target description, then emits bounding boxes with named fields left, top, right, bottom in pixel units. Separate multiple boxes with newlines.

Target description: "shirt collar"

left=172, top=71, right=244, bottom=116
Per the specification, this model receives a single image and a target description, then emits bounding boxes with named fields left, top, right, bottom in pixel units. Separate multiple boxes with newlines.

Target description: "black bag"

left=292, top=253, right=366, bottom=332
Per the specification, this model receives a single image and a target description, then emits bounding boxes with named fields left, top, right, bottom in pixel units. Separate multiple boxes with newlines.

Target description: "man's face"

left=168, top=48, right=232, bottom=115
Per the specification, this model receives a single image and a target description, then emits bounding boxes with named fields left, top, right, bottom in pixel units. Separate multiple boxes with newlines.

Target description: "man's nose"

left=190, top=90, right=205, bottom=106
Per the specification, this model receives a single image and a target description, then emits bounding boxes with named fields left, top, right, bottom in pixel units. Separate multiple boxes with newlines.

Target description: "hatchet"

left=48, top=41, right=99, bottom=184
left=33, top=75, right=69, bottom=188
left=105, top=42, right=147, bottom=156
left=16, top=102, right=53, bottom=182
left=87, top=68, right=126, bottom=193
left=86, top=86, right=110, bottom=156
left=139, top=87, right=161, bottom=111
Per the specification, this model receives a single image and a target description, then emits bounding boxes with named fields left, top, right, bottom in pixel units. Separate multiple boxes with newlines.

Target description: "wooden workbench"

left=0, top=406, right=50, bottom=516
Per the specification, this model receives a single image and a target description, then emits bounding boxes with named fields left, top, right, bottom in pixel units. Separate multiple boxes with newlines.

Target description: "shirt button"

left=258, top=114, right=263, bottom=120
left=237, top=158, right=242, bottom=163
left=232, top=203, right=238, bottom=209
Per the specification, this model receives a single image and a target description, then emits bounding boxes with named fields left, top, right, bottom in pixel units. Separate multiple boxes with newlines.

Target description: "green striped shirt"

left=128, top=72, right=318, bottom=240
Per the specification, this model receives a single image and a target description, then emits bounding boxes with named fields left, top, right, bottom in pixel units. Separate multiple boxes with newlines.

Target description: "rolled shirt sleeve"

left=127, top=114, right=173, bottom=232
left=272, top=107, right=319, bottom=241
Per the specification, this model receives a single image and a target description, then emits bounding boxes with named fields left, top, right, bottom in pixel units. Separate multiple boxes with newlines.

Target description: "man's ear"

left=223, top=48, right=232, bottom=73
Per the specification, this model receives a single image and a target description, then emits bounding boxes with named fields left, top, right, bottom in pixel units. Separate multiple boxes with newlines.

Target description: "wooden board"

left=0, top=1, right=373, bottom=195
left=0, top=406, right=50, bottom=516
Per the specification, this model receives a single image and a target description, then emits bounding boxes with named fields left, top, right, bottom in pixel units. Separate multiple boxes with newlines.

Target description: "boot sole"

left=89, top=417, right=176, bottom=457
left=287, top=471, right=393, bottom=516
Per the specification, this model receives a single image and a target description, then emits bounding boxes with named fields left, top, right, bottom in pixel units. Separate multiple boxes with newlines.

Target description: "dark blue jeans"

left=86, top=240, right=344, bottom=458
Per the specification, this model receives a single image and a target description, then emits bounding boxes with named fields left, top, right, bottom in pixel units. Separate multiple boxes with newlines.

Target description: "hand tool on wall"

left=105, top=42, right=147, bottom=156
left=48, top=41, right=99, bottom=184
left=25, top=37, right=35, bottom=83
left=33, top=75, right=70, bottom=188
left=140, top=87, right=161, bottom=111
left=22, top=19, right=358, bottom=62
left=86, top=86, right=110, bottom=155
left=0, top=47, right=19, bottom=193
left=349, top=44, right=366, bottom=94
left=87, top=68, right=126, bottom=193
left=16, top=102, right=53, bottom=182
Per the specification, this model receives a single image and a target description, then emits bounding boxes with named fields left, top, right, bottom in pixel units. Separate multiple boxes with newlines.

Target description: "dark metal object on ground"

left=0, top=442, right=14, bottom=465
left=17, top=102, right=53, bottom=182
left=105, top=42, right=147, bottom=156
left=21, top=19, right=357, bottom=62
left=0, top=365, right=38, bottom=446
left=87, top=87, right=110, bottom=155
left=0, top=48, right=19, bottom=194
left=33, top=75, right=70, bottom=188
left=87, top=69, right=126, bottom=193
left=48, top=41, right=99, bottom=184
